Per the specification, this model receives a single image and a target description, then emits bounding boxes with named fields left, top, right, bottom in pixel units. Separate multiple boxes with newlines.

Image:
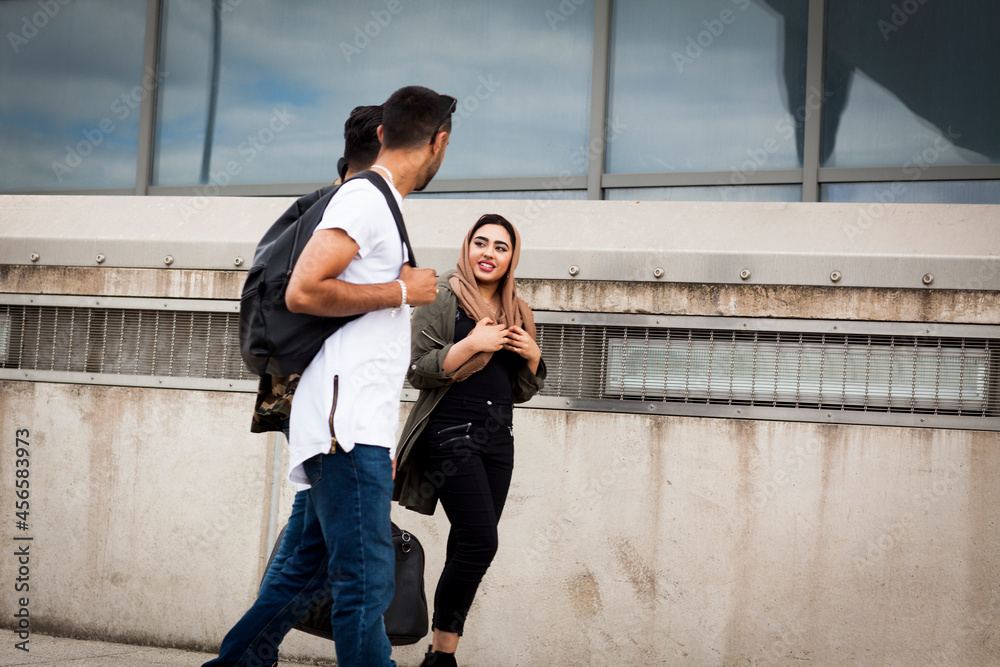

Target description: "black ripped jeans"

left=423, top=398, right=514, bottom=636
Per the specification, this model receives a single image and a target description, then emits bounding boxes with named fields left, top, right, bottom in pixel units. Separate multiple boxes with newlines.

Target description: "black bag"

left=239, top=170, right=417, bottom=377
left=263, top=522, right=429, bottom=646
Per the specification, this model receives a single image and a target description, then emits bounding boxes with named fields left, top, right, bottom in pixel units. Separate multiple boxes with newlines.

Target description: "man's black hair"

left=381, top=85, right=453, bottom=150
left=340, top=105, right=382, bottom=179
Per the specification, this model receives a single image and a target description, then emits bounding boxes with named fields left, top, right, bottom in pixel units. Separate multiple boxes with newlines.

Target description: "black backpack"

left=239, top=170, right=416, bottom=377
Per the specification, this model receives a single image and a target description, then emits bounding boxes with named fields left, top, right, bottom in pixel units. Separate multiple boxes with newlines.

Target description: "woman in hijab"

left=394, top=214, right=545, bottom=667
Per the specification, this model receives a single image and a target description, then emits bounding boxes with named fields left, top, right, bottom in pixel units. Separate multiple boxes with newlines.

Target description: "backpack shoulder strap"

left=287, top=184, right=339, bottom=277
left=346, top=170, right=417, bottom=268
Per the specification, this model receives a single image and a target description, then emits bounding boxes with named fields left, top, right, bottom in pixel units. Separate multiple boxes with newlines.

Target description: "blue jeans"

left=257, top=489, right=308, bottom=667
left=259, top=489, right=308, bottom=595
left=203, top=445, right=396, bottom=667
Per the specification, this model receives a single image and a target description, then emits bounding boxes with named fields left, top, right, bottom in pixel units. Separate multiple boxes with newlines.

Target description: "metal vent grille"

left=0, top=303, right=250, bottom=382
left=2, top=296, right=997, bottom=429
left=536, top=324, right=997, bottom=418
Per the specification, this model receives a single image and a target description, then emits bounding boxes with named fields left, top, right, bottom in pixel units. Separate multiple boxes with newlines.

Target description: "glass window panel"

left=606, top=0, right=808, bottom=174
left=0, top=0, right=148, bottom=191
left=153, top=0, right=594, bottom=187
left=605, top=184, right=801, bottom=202
left=821, top=181, right=1000, bottom=205
left=822, top=1, right=1000, bottom=167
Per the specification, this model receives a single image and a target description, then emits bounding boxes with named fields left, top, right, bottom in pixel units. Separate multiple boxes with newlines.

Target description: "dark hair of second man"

left=342, top=105, right=383, bottom=171
left=381, top=85, right=453, bottom=150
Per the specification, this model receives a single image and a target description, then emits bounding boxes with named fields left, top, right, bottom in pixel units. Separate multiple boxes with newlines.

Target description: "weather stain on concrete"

left=612, top=538, right=657, bottom=603
left=567, top=569, right=603, bottom=617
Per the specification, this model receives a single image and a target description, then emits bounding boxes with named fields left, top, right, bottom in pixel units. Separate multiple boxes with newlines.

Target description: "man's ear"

left=431, top=131, right=449, bottom=154
left=376, top=124, right=384, bottom=142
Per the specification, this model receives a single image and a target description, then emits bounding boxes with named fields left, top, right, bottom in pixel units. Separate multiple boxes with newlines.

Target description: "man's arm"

left=285, top=228, right=436, bottom=316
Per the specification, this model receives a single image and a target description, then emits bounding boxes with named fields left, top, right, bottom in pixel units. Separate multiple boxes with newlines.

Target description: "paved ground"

left=0, top=632, right=332, bottom=666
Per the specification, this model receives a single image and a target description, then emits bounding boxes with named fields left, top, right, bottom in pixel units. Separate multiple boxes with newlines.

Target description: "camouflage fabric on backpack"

left=251, top=373, right=301, bottom=433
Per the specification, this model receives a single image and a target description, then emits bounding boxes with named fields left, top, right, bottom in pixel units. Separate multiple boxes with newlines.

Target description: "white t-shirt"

left=287, top=177, right=410, bottom=486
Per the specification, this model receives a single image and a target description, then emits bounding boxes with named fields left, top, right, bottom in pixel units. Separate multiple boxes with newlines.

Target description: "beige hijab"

left=447, top=215, right=536, bottom=383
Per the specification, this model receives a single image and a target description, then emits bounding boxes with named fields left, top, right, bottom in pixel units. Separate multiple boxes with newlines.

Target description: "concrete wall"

left=1, top=196, right=998, bottom=665
left=2, top=382, right=998, bottom=665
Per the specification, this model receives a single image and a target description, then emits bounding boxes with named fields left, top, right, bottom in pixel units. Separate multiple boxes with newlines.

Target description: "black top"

left=435, top=307, right=519, bottom=409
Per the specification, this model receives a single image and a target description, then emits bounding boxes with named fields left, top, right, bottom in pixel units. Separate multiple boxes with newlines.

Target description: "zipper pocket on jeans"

left=328, top=374, right=340, bottom=453
left=435, top=422, right=472, bottom=436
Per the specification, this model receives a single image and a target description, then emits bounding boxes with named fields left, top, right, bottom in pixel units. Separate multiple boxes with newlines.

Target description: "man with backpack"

left=253, top=103, right=382, bottom=667
left=247, top=103, right=385, bottom=435
left=205, top=85, right=452, bottom=667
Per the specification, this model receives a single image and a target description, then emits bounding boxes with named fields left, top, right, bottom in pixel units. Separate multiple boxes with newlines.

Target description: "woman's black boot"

left=419, top=644, right=458, bottom=667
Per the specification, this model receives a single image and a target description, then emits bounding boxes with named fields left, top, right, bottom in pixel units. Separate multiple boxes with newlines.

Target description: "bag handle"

left=349, top=170, right=418, bottom=268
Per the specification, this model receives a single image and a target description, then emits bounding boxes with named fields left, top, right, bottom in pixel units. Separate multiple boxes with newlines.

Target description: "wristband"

left=394, top=279, right=407, bottom=314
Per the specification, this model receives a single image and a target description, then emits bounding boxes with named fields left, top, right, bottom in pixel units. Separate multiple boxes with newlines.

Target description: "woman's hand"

left=504, top=325, right=541, bottom=373
left=467, top=317, right=509, bottom=353
left=442, top=317, right=507, bottom=373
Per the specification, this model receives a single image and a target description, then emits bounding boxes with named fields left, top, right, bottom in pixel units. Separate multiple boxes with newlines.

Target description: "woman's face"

left=468, top=223, right=513, bottom=286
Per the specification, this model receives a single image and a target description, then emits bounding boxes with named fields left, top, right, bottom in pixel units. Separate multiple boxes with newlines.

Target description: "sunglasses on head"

left=429, top=95, right=457, bottom=145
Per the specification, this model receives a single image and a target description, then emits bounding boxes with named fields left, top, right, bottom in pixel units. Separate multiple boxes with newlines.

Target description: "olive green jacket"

left=393, top=272, right=546, bottom=515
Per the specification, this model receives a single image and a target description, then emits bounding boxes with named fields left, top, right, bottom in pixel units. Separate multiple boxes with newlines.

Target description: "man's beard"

left=412, top=150, right=444, bottom=192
